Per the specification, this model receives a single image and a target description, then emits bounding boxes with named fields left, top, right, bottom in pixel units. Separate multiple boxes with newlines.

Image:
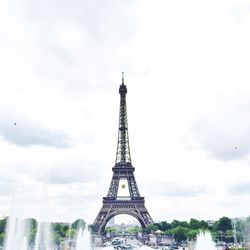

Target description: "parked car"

left=122, top=245, right=133, bottom=249
left=170, top=244, right=179, bottom=249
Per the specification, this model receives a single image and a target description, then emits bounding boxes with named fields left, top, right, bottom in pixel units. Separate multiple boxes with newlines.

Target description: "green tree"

left=143, top=224, right=159, bottom=234
left=0, top=218, right=7, bottom=234
left=53, top=223, right=69, bottom=238
left=164, top=229, right=174, bottom=237
left=157, top=221, right=172, bottom=231
left=225, top=230, right=234, bottom=242
left=53, top=233, right=61, bottom=245
left=28, top=229, right=36, bottom=246
left=216, top=217, right=232, bottom=232
left=187, top=229, right=199, bottom=241
left=189, top=218, right=200, bottom=230
left=172, top=226, right=188, bottom=242
left=62, top=225, right=69, bottom=237
left=127, top=226, right=141, bottom=235
left=66, top=228, right=77, bottom=238
left=199, top=220, right=209, bottom=229
left=133, top=225, right=142, bottom=234
left=105, top=227, right=117, bottom=233
left=171, top=220, right=189, bottom=229
left=0, top=232, right=5, bottom=246
left=72, top=219, right=85, bottom=230
left=26, top=218, right=37, bottom=246
left=88, top=224, right=95, bottom=233
left=52, top=223, right=61, bottom=233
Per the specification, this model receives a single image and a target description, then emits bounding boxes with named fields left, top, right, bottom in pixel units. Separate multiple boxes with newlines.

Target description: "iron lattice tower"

left=93, top=73, right=154, bottom=234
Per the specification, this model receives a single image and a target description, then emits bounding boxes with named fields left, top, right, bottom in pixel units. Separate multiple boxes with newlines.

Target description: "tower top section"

left=119, top=72, right=127, bottom=96
left=115, top=72, right=132, bottom=167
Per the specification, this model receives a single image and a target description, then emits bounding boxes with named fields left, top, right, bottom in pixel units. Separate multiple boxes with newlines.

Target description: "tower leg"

left=93, top=200, right=153, bottom=234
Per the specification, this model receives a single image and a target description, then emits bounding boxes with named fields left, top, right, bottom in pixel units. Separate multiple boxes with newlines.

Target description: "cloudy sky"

left=1, top=0, right=250, bottom=224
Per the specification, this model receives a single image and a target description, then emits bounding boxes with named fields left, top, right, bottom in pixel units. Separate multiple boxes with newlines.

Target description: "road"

left=101, top=237, right=188, bottom=250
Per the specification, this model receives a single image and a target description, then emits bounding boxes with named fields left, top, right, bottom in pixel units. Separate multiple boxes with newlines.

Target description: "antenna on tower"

left=122, top=72, right=124, bottom=85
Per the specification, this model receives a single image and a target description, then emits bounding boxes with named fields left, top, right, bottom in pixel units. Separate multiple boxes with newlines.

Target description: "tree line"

left=141, top=216, right=250, bottom=244
left=142, top=217, right=233, bottom=243
left=1, top=216, right=250, bottom=246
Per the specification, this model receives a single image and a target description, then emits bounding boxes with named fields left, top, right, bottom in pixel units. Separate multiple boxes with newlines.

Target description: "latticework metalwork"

left=115, top=72, right=132, bottom=166
left=93, top=73, right=153, bottom=234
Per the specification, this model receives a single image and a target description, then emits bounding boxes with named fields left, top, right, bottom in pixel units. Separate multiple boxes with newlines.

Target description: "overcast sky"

left=1, top=0, right=250, bottom=224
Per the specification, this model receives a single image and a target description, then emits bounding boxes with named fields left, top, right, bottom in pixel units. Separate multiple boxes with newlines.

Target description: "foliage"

left=66, top=228, right=77, bottom=238
left=216, top=217, right=232, bottom=232
left=145, top=219, right=202, bottom=243
left=232, top=216, right=250, bottom=243
left=0, top=218, right=7, bottom=234
left=199, top=220, right=209, bottom=229
left=189, top=218, right=200, bottom=230
left=52, top=223, right=69, bottom=238
left=171, top=220, right=189, bottom=229
left=163, top=229, right=173, bottom=237
left=187, top=229, right=199, bottom=240
left=0, top=218, right=6, bottom=246
left=27, top=218, right=37, bottom=245
left=0, top=232, right=5, bottom=246
left=172, top=226, right=188, bottom=242
left=130, top=225, right=142, bottom=234
left=88, top=224, right=95, bottom=233
left=105, top=227, right=118, bottom=233
left=143, top=224, right=159, bottom=234
left=155, top=221, right=171, bottom=231
left=52, top=232, right=61, bottom=245
left=144, top=217, right=232, bottom=243
left=72, top=219, right=85, bottom=230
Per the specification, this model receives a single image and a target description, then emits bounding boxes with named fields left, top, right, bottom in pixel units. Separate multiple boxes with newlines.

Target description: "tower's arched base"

left=93, top=197, right=153, bottom=234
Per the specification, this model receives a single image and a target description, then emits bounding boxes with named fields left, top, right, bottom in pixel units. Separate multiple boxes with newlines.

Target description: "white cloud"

left=0, top=0, right=250, bottom=224
left=230, top=182, right=250, bottom=195
left=192, top=95, right=250, bottom=161
left=147, top=182, right=207, bottom=197
left=0, top=109, right=73, bottom=148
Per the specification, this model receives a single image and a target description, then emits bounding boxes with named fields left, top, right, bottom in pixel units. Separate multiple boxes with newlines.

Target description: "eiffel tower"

left=93, top=73, right=154, bottom=234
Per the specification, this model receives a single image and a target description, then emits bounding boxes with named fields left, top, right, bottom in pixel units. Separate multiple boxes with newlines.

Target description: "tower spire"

left=115, top=72, right=131, bottom=166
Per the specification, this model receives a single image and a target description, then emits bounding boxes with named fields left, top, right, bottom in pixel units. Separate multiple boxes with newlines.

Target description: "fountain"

left=3, top=194, right=31, bottom=250
left=21, top=235, right=28, bottom=250
left=4, top=217, right=30, bottom=250
left=4, top=177, right=54, bottom=250
left=232, top=218, right=238, bottom=249
left=4, top=219, right=95, bottom=250
left=4, top=217, right=53, bottom=250
left=34, top=221, right=52, bottom=250
left=75, top=225, right=92, bottom=250
left=194, top=231, right=217, bottom=250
